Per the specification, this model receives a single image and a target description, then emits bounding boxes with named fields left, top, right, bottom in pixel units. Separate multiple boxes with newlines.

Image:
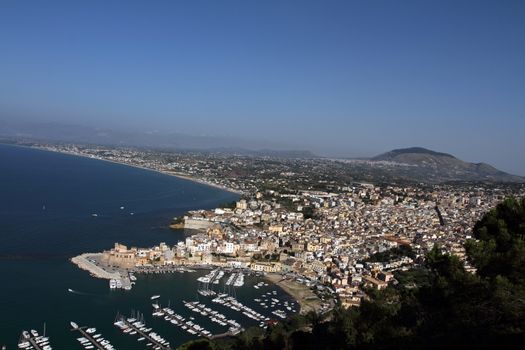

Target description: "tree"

left=466, top=197, right=525, bottom=284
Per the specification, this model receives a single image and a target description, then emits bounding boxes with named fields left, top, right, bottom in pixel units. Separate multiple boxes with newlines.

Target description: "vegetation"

left=302, top=206, right=317, bottom=220
left=364, top=245, right=416, bottom=263
left=218, top=201, right=237, bottom=209
left=178, top=197, right=525, bottom=350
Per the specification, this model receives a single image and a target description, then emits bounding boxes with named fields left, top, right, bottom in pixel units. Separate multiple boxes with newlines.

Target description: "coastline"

left=9, top=143, right=322, bottom=315
left=3, top=142, right=243, bottom=195
left=264, top=273, right=322, bottom=315
left=70, top=251, right=315, bottom=315
left=51, top=147, right=244, bottom=195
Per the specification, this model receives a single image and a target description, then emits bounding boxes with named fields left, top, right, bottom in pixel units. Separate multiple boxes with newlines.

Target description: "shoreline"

left=70, top=252, right=316, bottom=314
left=264, top=273, right=322, bottom=315
left=48, top=147, right=244, bottom=195
left=2, top=142, right=243, bottom=195
left=11, top=143, right=323, bottom=314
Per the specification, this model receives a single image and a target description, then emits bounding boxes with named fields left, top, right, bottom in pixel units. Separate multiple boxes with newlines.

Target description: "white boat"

left=150, top=295, right=160, bottom=300
left=70, top=322, right=79, bottom=329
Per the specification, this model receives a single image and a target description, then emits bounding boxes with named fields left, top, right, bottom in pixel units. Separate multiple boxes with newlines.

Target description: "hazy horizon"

left=1, top=1, right=524, bottom=175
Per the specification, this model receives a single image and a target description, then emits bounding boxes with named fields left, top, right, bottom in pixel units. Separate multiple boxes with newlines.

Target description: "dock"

left=26, top=338, right=44, bottom=350
left=71, top=324, right=115, bottom=350
left=153, top=306, right=212, bottom=339
left=183, top=300, right=242, bottom=331
left=17, top=330, right=53, bottom=350
left=115, top=316, right=171, bottom=350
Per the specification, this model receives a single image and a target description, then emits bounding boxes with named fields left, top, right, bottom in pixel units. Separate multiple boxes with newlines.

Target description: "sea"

left=0, top=144, right=296, bottom=349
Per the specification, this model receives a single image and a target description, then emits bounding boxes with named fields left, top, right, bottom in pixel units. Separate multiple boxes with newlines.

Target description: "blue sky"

left=1, top=0, right=524, bottom=174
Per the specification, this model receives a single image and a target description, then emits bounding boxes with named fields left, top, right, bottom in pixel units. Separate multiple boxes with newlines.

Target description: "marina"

left=255, top=290, right=298, bottom=315
left=152, top=304, right=214, bottom=339
left=196, top=269, right=224, bottom=296
left=17, top=329, right=53, bottom=350
left=212, top=294, right=270, bottom=323
left=224, top=271, right=245, bottom=288
left=0, top=144, right=242, bottom=349
left=114, top=313, right=171, bottom=350
left=70, top=322, right=117, bottom=350
left=182, top=300, right=243, bottom=332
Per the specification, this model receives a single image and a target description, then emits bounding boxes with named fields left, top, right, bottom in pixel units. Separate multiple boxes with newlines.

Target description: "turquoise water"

left=0, top=144, right=294, bottom=349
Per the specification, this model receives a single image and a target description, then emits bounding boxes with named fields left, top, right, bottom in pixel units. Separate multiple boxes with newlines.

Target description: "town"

left=44, top=141, right=525, bottom=312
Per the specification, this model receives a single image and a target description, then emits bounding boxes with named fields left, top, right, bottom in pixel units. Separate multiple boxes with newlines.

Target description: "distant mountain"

left=371, top=147, right=524, bottom=183
left=202, top=147, right=316, bottom=158
left=0, top=121, right=315, bottom=158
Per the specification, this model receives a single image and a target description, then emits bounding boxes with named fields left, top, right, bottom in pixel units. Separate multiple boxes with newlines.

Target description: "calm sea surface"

left=0, top=144, right=295, bottom=349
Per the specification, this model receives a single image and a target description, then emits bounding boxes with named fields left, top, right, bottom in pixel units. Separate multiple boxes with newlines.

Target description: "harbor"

left=70, top=322, right=116, bottom=350
left=17, top=328, right=52, bottom=350
left=153, top=304, right=214, bottom=338
left=114, top=313, right=171, bottom=350
left=7, top=266, right=298, bottom=349
left=182, top=300, right=243, bottom=331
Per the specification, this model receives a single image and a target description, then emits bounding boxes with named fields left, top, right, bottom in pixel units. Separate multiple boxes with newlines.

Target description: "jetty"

left=70, top=322, right=116, bottom=350
left=17, top=328, right=52, bottom=350
left=183, top=300, right=242, bottom=331
left=152, top=304, right=213, bottom=339
left=71, top=254, right=120, bottom=280
left=71, top=254, right=132, bottom=290
left=114, top=313, right=171, bottom=350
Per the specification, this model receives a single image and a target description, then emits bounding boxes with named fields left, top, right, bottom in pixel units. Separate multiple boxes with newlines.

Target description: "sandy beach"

left=264, top=273, right=322, bottom=315
left=31, top=145, right=244, bottom=195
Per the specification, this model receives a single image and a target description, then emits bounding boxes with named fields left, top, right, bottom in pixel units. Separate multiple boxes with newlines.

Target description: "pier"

left=152, top=305, right=212, bottom=339
left=212, top=295, right=268, bottom=322
left=183, top=300, right=242, bottom=331
left=17, top=330, right=53, bottom=350
left=197, top=269, right=224, bottom=295
left=27, top=338, right=44, bottom=350
left=115, top=315, right=171, bottom=350
left=70, top=324, right=115, bottom=350
left=71, top=327, right=106, bottom=350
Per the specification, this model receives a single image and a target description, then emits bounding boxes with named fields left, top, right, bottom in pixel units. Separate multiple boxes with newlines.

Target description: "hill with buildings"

left=178, top=197, right=525, bottom=350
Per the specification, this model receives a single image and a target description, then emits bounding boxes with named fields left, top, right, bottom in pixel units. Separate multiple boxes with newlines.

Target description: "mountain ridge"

left=371, top=147, right=524, bottom=183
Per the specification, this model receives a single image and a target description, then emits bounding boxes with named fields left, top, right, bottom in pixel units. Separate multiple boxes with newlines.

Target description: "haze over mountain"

left=371, top=147, right=524, bottom=183
left=1, top=1, right=525, bottom=175
left=0, top=120, right=315, bottom=158
left=1, top=120, right=522, bottom=183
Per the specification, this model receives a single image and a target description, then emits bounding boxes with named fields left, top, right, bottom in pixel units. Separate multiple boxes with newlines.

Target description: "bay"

left=0, top=144, right=295, bottom=349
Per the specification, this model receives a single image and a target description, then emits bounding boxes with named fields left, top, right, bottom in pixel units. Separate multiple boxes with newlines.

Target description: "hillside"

left=370, top=147, right=524, bottom=183
left=178, top=197, right=525, bottom=350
